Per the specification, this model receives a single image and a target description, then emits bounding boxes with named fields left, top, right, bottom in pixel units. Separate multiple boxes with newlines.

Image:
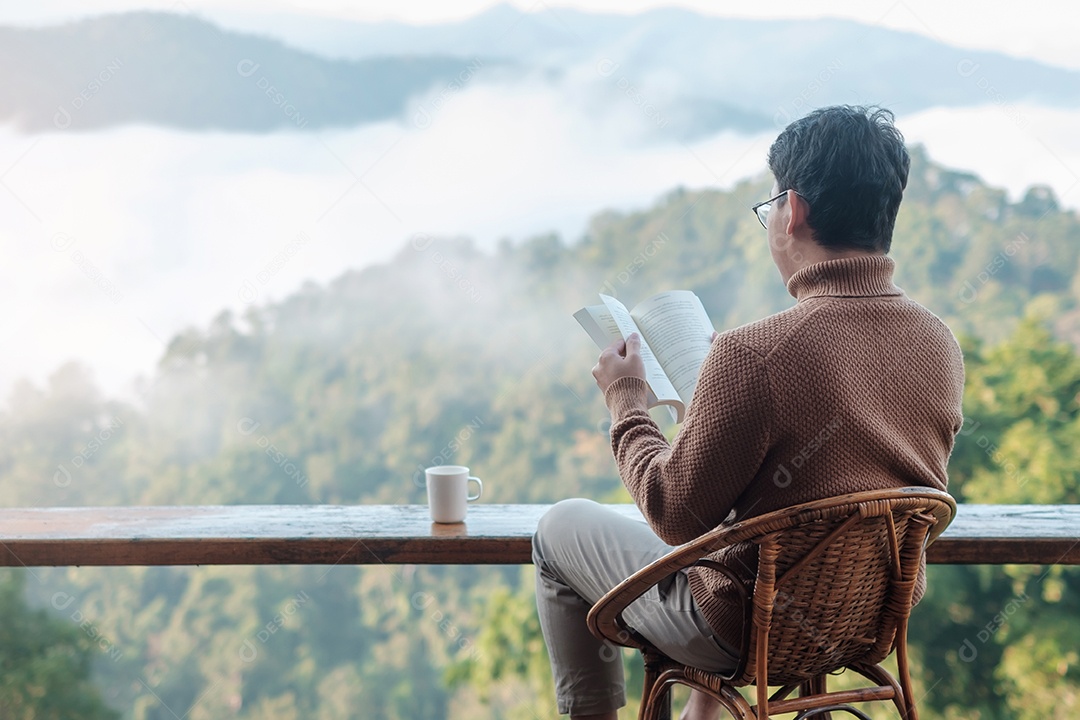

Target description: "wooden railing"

left=0, top=503, right=1076, bottom=567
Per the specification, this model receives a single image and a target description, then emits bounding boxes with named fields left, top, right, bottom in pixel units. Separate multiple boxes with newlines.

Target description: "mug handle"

left=467, top=476, right=483, bottom=502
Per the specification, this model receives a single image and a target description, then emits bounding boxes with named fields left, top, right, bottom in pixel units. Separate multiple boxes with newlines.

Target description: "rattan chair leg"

left=894, top=620, right=919, bottom=720
left=717, top=684, right=755, bottom=720
left=645, top=671, right=754, bottom=720
left=639, top=654, right=669, bottom=720
left=658, top=689, right=672, bottom=720
left=848, top=663, right=907, bottom=719
left=802, top=676, right=830, bottom=720
left=642, top=672, right=676, bottom=720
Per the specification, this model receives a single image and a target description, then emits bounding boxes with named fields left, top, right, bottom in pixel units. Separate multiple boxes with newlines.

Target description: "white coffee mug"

left=425, top=465, right=483, bottom=523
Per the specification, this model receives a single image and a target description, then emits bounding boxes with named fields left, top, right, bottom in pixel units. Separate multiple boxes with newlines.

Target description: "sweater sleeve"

left=604, top=334, right=772, bottom=545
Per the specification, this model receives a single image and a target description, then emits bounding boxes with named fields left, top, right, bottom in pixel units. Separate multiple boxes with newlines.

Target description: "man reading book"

left=533, top=105, right=965, bottom=720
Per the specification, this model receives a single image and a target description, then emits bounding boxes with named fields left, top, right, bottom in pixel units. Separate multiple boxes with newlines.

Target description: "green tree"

left=912, top=318, right=1080, bottom=719
left=0, top=570, right=119, bottom=720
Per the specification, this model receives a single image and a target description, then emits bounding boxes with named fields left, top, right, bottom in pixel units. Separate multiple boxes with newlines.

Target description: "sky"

left=6, top=0, right=1080, bottom=71
left=2, top=1, right=1079, bottom=402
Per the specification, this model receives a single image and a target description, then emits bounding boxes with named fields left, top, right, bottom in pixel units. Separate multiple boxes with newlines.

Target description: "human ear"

left=784, top=189, right=807, bottom=235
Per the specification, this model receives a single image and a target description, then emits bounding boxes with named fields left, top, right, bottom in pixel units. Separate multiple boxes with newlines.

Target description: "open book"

left=574, top=291, right=716, bottom=423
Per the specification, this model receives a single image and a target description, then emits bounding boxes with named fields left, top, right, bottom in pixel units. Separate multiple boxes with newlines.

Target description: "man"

left=532, top=105, right=965, bottom=720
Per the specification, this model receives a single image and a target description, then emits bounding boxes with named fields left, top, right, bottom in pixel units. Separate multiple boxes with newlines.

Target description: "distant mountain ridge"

left=0, top=12, right=493, bottom=133
left=2, top=6, right=1079, bottom=135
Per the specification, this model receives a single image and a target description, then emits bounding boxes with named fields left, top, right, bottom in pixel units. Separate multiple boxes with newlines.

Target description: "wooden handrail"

left=0, top=503, right=1075, bottom=567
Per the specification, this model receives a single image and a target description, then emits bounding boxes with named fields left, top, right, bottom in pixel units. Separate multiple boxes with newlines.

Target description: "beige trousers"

left=533, top=498, right=740, bottom=716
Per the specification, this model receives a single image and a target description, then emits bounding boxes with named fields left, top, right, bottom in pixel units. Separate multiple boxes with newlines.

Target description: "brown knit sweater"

left=603, top=254, right=965, bottom=651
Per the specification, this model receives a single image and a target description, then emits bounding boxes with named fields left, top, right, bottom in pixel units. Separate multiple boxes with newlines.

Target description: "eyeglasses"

left=751, top=190, right=804, bottom=229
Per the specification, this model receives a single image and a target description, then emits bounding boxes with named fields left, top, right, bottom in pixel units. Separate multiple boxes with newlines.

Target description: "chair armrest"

left=586, top=520, right=747, bottom=650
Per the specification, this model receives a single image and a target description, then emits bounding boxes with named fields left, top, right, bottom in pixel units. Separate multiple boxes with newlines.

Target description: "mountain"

left=2, top=6, right=1079, bottom=137
left=0, top=12, right=496, bottom=133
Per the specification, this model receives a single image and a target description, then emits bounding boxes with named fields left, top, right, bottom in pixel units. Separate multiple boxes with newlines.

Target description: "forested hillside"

left=1, top=145, right=1078, bottom=718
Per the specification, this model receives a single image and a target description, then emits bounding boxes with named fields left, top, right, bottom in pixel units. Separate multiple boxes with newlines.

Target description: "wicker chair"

left=586, top=487, right=956, bottom=720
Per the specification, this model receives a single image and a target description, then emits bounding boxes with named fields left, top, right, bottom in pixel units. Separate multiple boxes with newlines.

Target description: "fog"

left=3, top=74, right=1080, bottom=400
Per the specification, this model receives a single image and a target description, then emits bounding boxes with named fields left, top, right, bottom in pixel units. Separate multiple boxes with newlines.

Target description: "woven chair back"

left=731, top=496, right=943, bottom=686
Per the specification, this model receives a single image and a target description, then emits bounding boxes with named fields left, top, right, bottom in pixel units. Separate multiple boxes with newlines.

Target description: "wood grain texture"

left=0, top=503, right=1074, bottom=567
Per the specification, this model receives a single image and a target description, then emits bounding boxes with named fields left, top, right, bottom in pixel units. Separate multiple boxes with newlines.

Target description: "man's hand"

left=592, top=333, right=647, bottom=393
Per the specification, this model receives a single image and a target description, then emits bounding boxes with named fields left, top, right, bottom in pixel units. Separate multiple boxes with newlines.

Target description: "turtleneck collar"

left=785, top=254, right=902, bottom=302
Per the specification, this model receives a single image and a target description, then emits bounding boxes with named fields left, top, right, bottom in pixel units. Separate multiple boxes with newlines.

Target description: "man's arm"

left=598, top=333, right=772, bottom=545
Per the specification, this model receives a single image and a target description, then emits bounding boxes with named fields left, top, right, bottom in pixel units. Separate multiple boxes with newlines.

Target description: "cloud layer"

left=2, top=78, right=1078, bottom=400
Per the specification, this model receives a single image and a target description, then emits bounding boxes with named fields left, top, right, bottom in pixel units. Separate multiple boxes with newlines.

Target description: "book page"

left=630, top=291, right=716, bottom=405
left=572, top=305, right=623, bottom=350
left=574, top=305, right=660, bottom=408
left=598, top=295, right=680, bottom=404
